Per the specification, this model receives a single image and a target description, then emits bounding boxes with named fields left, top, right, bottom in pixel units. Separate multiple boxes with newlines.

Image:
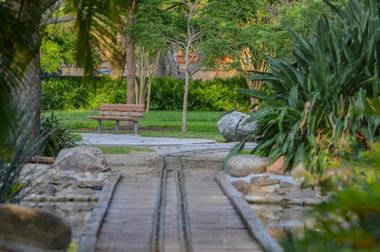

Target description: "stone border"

left=216, top=173, right=284, bottom=252
left=21, top=195, right=98, bottom=202
left=78, top=173, right=121, bottom=252
left=245, top=194, right=325, bottom=206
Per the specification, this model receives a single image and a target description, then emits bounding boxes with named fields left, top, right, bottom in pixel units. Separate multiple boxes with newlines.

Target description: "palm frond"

left=68, top=0, right=126, bottom=75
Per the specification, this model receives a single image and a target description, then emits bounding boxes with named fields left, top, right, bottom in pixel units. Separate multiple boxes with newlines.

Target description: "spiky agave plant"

left=40, top=112, right=77, bottom=157
left=240, top=0, right=380, bottom=173
left=0, top=94, right=46, bottom=203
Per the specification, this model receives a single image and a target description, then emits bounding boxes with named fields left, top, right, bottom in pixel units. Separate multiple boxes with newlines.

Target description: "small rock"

left=35, top=183, right=57, bottom=196
left=291, top=163, right=306, bottom=178
left=225, top=155, right=268, bottom=177
left=251, top=175, right=280, bottom=186
left=279, top=181, right=297, bottom=188
left=259, top=185, right=279, bottom=193
left=267, top=156, right=286, bottom=175
left=50, top=175, right=78, bottom=186
left=276, top=186, right=299, bottom=195
left=232, top=180, right=250, bottom=194
left=76, top=188, right=97, bottom=196
left=53, top=146, right=109, bottom=173
left=0, top=205, right=71, bottom=251
left=76, top=181, right=103, bottom=190
left=268, top=228, right=285, bottom=240
left=248, top=184, right=260, bottom=194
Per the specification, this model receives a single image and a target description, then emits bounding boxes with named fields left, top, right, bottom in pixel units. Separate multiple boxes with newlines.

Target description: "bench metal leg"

left=133, top=122, right=138, bottom=135
left=97, top=120, right=102, bottom=134
left=115, top=121, right=120, bottom=134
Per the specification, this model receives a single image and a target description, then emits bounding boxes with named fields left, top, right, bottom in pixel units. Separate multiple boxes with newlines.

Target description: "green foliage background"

left=41, top=76, right=250, bottom=111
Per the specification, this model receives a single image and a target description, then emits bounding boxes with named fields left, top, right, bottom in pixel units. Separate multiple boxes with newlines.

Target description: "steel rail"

left=175, top=155, right=194, bottom=252
left=150, top=157, right=168, bottom=252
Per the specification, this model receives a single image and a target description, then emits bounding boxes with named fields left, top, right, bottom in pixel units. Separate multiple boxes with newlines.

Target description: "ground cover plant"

left=241, top=0, right=380, bottom=173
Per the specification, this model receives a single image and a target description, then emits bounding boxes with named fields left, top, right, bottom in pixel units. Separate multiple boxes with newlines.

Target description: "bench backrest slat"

left=100, top=104, right=145, bottom=112
left=99, top=111, right=143, bottom=117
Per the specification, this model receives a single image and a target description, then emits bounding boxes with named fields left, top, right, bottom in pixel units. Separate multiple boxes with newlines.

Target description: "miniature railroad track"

left=79, top=149, right=282, bottom=252
left=150, top=155, right=193, bottom=252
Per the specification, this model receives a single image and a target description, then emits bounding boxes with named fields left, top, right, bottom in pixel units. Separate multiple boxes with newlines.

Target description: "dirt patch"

left=105, top=149, right=228, bottom=177
left=106, top=152, right=162, bottom=176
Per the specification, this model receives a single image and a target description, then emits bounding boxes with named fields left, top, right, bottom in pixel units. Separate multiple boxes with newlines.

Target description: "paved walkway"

left=79, top=133, right=217, bottom=146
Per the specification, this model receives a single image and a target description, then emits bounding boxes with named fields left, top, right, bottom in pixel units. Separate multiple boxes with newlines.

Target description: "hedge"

left=41, top=76, right=250, bottom=111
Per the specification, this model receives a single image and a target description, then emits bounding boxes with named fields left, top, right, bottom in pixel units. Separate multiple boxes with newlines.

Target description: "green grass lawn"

left=45, top=110, right=225, bottom=141
left=91, top=145, right=154, bottom=154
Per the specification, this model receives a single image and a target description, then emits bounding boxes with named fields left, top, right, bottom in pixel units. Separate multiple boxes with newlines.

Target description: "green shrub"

left=41, top=76, right=250, bottom=112
left=87, top=80, right=125, bottom=109
left=42, top=77, right=128, bottom=110
left=241, top=0, right=380, bottom=173
left=149, top=77, right=184, bottom=110
left=40, top=112, right=77, bottom=157
left=191, top=78, right=248, bottom=111
left=42, top=77, right=91, bottom=110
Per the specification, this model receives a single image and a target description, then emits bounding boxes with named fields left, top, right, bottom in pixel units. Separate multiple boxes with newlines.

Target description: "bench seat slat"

left=88, top=115, right=139, bottom=122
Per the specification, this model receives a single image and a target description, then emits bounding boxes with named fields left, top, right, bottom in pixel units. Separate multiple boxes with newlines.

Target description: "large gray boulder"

left=0, top=204, right=71, bottom=252
left=217, top=111, right=256, bottom=142
left=53, top=146, right=109, bottom=173
left=225, top=154, right=268, bottom=177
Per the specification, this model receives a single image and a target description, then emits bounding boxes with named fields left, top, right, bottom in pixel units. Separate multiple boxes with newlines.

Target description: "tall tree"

left=125, top=0, right=138, bottom=104
left=200, top=0, right=284, bottom=108
left=133, top=0, right=172, bottom=109
left=200, top=0, right=343, bottom=108
left=167, top=0, right=204, bottom=132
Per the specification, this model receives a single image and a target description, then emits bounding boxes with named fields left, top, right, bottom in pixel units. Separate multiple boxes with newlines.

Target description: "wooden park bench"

left=88, top=104, right=145, bottom=134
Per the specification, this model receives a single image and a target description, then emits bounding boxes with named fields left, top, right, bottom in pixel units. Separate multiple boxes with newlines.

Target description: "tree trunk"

left=182, top=42, right=191, bottom=133
left=138, top=48, right=147, bottom=105
left=146, top=76, right=152, bottom=112
left=20, top=53, right=41, bottom=139
left=182, top=70, right=190, bottom=133
left=139, top=76, right=146, bottom=105
left=126, top=0, right=137, bottom=104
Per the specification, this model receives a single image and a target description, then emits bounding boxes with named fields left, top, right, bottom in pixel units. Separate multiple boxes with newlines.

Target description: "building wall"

left=60, top=51, right=238, bottom=80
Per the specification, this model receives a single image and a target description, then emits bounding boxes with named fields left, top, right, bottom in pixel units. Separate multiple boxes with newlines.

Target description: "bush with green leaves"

left=150, top=76, right=249, bottom=111
left=42, top=77, right=126, bottom=110
left=242, top=0, right=380, bottom=173
left=40, top=112, right=77, bottom=157
left=42, top=76, right=250, bottom=111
